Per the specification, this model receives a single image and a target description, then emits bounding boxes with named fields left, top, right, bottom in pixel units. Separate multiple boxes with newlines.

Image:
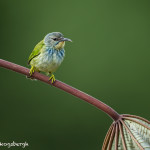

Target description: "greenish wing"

left=28, top=40, right=45, bottom=65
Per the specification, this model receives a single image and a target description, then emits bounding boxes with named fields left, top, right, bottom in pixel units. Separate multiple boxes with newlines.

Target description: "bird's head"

left=44, top=32, right=72, bottom=50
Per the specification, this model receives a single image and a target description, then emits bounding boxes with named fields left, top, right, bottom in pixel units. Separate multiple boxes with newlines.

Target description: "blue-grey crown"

left=44, top=32, right=64, bottom=46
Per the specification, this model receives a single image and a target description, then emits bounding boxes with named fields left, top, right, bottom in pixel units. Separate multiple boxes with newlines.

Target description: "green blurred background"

left=0, top=0, right=150, bottom=149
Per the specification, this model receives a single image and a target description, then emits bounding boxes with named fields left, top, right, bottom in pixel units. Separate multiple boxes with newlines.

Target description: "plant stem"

left=0, top=59, right=120, bottom=121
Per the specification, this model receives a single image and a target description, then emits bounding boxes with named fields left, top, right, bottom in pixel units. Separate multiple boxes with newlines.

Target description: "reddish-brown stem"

left=102, top=123, right=114, bottom=150
left=122, top=117, right=150, bottom=130
left=0, top=59, right=120, bottom=121
left=115, top=123, right=119, bottom=150
left=107, top=124, right=115, bottom=150
left=122, top=114, right=150, bottom=124
left=118, top=121, right=127, bottom=150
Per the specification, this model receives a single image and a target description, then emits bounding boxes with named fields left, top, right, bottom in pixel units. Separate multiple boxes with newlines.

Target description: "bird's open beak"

left=59, top=37, right=72, bottom=42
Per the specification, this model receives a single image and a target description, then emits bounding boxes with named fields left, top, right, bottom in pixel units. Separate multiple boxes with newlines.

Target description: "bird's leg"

left=49, top=72, right=55, bottom=84
left=29, top=66, right=35, bottom=76
left=27, top=67, right=40, bottom=80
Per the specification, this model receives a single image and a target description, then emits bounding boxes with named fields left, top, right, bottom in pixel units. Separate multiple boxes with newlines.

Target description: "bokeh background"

left=0, top=0, right=150, bottom=149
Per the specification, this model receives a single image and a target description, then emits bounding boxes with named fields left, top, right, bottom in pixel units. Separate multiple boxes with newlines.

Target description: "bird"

left=28, top=32, right=72, bottom=83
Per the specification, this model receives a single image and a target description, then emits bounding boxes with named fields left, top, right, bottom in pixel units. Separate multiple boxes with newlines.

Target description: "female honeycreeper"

left=28, top=32, right=72, bottom=83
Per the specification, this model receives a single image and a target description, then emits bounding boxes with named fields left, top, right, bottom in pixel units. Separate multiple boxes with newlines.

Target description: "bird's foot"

left=49, top=74, right=55, bottom=84
left=27, top=66, right=35, bottom=79
left=29, top=66, right=35, bottom=76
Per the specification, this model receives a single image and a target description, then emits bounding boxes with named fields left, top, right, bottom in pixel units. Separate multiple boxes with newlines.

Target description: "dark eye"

left=53, top=38, right=58, bottom=41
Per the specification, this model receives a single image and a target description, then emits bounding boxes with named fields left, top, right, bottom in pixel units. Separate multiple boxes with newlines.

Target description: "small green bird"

left=28, top=32, right=72, bottom=83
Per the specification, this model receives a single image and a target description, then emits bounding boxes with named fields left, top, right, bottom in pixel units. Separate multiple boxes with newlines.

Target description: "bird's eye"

left=53, top=38, right=57, bottom=41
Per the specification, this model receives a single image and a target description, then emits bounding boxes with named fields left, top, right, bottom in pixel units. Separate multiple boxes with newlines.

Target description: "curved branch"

left=0, top=59, right=120, bottom=121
